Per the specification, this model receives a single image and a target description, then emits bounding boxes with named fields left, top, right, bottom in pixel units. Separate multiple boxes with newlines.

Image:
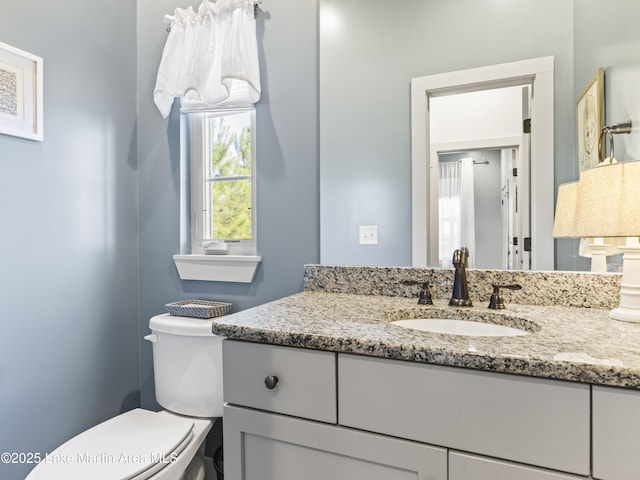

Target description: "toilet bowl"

left=26, top=314, right=224, bottom=480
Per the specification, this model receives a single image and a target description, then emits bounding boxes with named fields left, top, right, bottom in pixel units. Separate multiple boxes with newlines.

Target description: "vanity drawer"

left=338, top=354, right=590, bottom=475
left=223, top=340, right=337, bottom=423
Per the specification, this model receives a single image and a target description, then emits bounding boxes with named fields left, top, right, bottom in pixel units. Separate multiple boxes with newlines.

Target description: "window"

left=174, top=107, right=260, bottom=283
left=189, top=108, right=256, bottom=256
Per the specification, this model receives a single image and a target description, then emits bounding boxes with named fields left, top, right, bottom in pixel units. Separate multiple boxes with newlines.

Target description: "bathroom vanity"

left=213, top=266, right=640, bottom=480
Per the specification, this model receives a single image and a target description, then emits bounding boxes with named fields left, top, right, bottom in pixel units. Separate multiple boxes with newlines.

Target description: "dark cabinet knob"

left=264, top=375, right=279, bottom=389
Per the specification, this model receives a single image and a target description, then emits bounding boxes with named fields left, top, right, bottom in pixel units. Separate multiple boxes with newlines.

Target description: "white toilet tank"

left=147, top=314, right=225, bottom=418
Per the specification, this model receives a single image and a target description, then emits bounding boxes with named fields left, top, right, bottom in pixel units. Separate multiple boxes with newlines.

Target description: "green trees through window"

left=207, top=113, right=253, bottom=241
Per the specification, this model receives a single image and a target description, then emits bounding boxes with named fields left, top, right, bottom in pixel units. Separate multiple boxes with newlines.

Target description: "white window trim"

left=173, top=107, right=261, bottom=283
left=173, top=254, right=261, bottom=283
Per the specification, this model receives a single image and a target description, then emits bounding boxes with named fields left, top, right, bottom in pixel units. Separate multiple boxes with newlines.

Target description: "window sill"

left=173, top=254, right=261, bottom=283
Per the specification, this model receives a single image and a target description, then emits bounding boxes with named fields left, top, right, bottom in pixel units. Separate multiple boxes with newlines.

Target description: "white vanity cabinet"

left=592, top=386, right=640, bottom=480
left=222, top=340, right=595, bottom=480
left=223, top=341, right=447, bottom=480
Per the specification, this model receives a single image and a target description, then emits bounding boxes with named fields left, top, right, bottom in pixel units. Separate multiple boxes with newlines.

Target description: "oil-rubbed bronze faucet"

left=449, top=247, right=473, bottom=307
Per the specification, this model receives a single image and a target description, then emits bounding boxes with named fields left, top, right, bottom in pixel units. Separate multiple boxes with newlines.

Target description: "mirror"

left=410, top=61, right=553, bottom=270
left=319, top=0, right=640, bottom=271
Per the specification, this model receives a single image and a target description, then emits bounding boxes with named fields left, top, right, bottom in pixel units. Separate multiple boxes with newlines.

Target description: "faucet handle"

left=488, top=284, right=522, bottom=309
left=401, top=280, right=434, bottom=305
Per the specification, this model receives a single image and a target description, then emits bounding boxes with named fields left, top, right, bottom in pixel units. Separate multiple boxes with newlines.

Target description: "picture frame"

left=576, top=67, right=604, bottom=172
left=0, top=41, right=43, bottom=141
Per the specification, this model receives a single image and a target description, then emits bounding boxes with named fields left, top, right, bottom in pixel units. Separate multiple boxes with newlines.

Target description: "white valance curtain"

left=438, top=158, right=476, bottom=268
left=154, top=0, right=261, bottom=118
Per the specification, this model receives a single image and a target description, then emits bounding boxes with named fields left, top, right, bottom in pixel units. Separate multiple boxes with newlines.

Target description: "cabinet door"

left=593, top=385, right=640, bottom=480
left=223, top=405, right=447, bottom=480
left=449, top=452, right=585, bottom=480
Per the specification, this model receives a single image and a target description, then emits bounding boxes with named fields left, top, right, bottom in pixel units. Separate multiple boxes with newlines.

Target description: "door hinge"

left=512, top=167, right=518, bottom=177
left=524, top=237, right=532, bottom=252
left=513, top=237, right=519, bottom=246
left=523, top=118, right=531, bottom=134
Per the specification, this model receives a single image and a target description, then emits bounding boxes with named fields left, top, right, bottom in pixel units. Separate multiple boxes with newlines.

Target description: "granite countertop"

left=212, top=291, right=640, bottom=389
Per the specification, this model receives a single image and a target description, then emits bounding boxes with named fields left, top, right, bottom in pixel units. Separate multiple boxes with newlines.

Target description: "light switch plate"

left=359, top=225, right=378, bottom=245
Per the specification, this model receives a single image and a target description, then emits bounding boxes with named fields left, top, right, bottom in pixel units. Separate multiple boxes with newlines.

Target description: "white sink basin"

left=391, top=319, right=529, bottom=337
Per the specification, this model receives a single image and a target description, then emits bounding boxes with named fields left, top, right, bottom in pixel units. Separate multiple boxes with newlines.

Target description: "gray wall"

left=472, top=152, right=502, bottom=270
left=136, top=0, right=319, bottom=410
left=0, top=1, right=139, bottom=479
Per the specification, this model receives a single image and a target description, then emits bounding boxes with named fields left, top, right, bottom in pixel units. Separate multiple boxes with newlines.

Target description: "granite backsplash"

left=304, top=265, right=622, bottom=310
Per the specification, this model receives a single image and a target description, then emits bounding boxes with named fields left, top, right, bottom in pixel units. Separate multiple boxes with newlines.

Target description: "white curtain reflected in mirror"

left=438, top=158, right=475, bottom=268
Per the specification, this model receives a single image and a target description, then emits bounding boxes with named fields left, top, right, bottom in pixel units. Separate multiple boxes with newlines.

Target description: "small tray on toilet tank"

left=165, top=299, right=232, bottom=319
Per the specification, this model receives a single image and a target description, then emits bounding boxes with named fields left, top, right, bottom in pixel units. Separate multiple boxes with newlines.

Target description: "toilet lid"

left=28, top=409, right=194, bottom=480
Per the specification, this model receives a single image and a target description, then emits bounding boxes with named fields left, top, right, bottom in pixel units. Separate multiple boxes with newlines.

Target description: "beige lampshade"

left=573, top=160, right=640, bottom=238
left=552, top=181, right=579, bottom=238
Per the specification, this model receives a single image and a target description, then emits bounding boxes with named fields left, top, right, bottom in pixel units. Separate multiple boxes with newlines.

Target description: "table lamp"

left=552, top=179, right=622, bottom=273
left=554, top=160, right=640, bottom=322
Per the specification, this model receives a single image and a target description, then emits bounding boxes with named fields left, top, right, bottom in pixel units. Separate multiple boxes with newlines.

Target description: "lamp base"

left=609, top=243, right=640, bottom=323
left=590, top=244, right=609, bottom=273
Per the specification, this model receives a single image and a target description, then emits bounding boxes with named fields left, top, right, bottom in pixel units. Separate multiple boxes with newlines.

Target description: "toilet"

left=27, top=314, right=224, bottom=480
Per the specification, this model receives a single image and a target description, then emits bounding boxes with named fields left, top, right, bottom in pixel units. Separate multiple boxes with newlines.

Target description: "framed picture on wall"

left=0, top=41, right=43, bottom=141
left=576, top=67, right=604, bottom=172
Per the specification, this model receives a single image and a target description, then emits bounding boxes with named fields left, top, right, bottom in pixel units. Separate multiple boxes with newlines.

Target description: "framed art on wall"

left=576, top=68, right=604, bottom=172
left=0, top=41, right=43, bottom=141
